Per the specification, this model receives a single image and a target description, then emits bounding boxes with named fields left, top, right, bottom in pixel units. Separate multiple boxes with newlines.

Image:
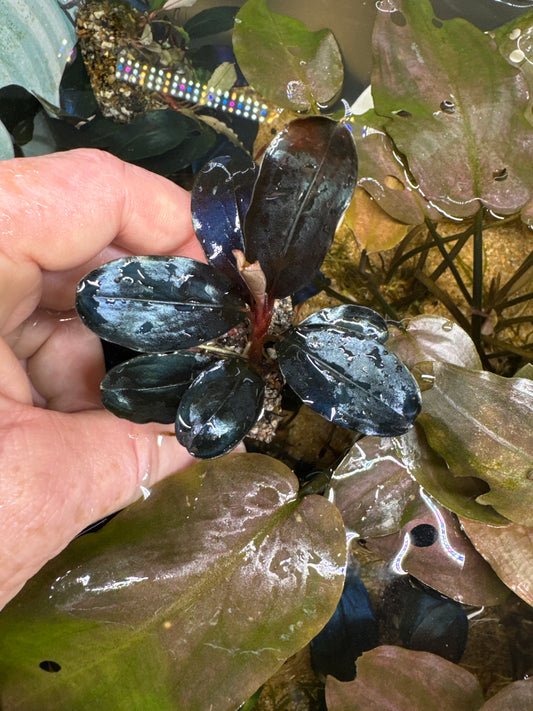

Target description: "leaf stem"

left=471, top=208, right=484, bottom=354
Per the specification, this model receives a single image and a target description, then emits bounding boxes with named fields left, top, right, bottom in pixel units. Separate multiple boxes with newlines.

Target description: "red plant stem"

left=248, top=297, right=274, bottom=365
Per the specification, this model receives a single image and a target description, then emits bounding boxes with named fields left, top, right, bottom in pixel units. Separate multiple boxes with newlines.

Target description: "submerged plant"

left=75, top=115, right=421, bottom=458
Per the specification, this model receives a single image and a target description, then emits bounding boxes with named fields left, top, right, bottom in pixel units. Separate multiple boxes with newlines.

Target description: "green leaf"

left=418, top=362, right=533, bottom=526
left=325, top=646, right=485, bottom=711
left=0, top=0, right=75, bottom=158
left=394, top=425, right=506, bottom=526
left=184, top=6, right=240, bottom=38
left=0, top=453, right=346, bottom=711
left=232, top=0, right=343, bottom=112
left=371, top=0, right=533, bottom=219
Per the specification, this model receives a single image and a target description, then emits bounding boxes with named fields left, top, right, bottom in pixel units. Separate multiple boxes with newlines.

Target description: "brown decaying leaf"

left=460, top=516, right=533, bottom=608
left=343, top=186, right=410, bottom=253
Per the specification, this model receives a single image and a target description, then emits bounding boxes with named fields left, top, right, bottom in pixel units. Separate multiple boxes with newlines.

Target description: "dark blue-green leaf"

left=244, top=116, right=357, bottom=299
left=399, top=587, right=468, bottom=664
left=176, top=357, right=264, bottom=458
left=310, top=567, right=379, bottom=681
left=184, top=7, right=240, bottom=38
left=76, top=256, right=247, bottom=352
left=299, top=305, right=389, bottom=343
left=47, top=109, right=216, bottom=172
left=191, top=153, right=258, bottom=287
left=101, top=351, right=214, bottom=424
left=276, top=326, right=421, bottom=436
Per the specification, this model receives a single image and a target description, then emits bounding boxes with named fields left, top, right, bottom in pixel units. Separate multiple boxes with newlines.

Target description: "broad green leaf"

left=232, top=0, right=343, bottom=112
left=325, top=646, right=485, bottom=711
left=371, top=0, right=533, bottom=219
left=0, top=0, right=75, bottom=159
left=418, top=362, right=533, bottom=526
left=394, top=425, right=506, bottom=525
left=460, top=516, right=533, bottom=608
left=387, top=315, right=482, bottom=371
left=0, top=453, right=346, bottom=711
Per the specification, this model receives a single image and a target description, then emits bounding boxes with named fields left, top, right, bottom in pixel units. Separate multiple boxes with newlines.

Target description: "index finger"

left=0, top=148, right=204, bottom=332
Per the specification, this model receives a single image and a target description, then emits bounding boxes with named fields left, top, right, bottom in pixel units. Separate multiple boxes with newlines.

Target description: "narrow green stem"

left=425, top=217, right=473, bottom=305
left=471, top=208, right=484, bottom=354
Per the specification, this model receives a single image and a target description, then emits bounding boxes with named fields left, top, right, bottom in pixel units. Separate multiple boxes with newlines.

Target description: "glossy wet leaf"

left=76, top=256, right=247, bottom=352
left=298, top=305, right=389, bottom=344
left=460, top=517, right=533, bottom=607
left=184, top=6, right=239, bottom=38
left=276, top=321, right=421, bottom=436
left=175, top=357, right=264, bottom=458
left=325, top=646, right=485, bottom=711
left=418, top=362, right=533, bottom=525
left=0, top=453, right=346, bottom=711
left=232, top=0, right=343, bottom=112
left=371, top=0, right=533, bottom=219
left=0, top=0, right=75, bottom=159
left=343, top=185, right=410, bottom=253
left=244, top=116, right=358, bottom=299
left=101, top=351, right=214, bottom=424
left=310, top=567, right=378, bottom=682
left=191, top=153, right=258, bottom=287
left=329, top=436, right=422, bottom=538
left=393, top=425, right=506, bottom=525
left=387, top=315, right=482, bottom=370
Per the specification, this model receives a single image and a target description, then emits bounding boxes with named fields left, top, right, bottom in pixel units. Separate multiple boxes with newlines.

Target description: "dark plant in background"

left=75, top=115, right=422, bottom=458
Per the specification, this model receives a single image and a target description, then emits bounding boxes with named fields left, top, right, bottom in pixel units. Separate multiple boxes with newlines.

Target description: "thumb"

left=0, top=401, right=195, bottom=608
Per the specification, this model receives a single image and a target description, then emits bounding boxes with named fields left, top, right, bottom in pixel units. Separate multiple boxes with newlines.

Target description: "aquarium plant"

left=75, top=115, right=422, bottom=458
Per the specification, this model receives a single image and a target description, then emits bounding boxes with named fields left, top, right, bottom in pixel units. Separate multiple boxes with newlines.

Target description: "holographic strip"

left=115, top=55, right=269, bottom=122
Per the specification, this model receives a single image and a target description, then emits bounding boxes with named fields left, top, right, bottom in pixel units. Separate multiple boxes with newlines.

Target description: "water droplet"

left=442, top=320, right=453, bottom=332
left=234, top=17, right=242, bottom=24
left=509, top=28, right=522, bottom=40
left=509, top=48, right=526, bottom=63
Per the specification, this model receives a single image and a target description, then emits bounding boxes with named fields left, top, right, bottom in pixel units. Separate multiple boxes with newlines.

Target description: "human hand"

left=0, top=149, right=206, bottom=610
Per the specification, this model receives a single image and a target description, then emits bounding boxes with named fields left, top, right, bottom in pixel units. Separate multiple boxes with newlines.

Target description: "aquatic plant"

left=75, top=115, right=421, bottom=458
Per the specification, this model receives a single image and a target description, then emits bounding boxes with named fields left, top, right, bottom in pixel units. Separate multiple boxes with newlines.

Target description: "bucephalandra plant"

left=75, top=115, right=422, bottom=458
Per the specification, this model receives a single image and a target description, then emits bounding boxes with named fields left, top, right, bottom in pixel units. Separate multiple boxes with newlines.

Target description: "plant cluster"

left=2, top=1, right=533, bottom=710
left=75, top=115, right=421, bottom=458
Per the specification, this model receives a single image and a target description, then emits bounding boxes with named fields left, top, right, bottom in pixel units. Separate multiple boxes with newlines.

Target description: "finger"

left=0, top=399, right=195, bottom=609
left=0, top=149, right=204, bottom=332
left=26, top=318, right=105, bottom=411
